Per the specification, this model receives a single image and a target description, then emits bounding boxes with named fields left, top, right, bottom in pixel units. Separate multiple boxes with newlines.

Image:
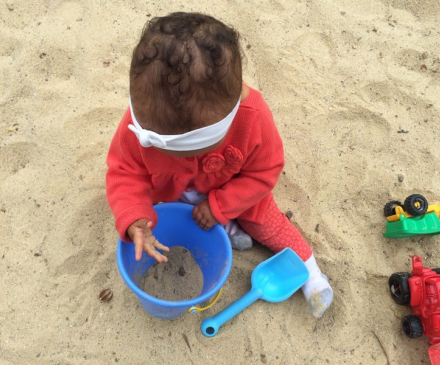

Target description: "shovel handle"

left=201, top=287, right=262, bottom=337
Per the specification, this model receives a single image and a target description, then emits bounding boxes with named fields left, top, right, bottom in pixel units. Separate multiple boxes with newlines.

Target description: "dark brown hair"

left=130, top=12, right=242, bottom=134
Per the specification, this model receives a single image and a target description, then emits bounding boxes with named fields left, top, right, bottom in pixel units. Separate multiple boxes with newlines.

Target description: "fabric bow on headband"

left=127, top=123, right=167, bottom=149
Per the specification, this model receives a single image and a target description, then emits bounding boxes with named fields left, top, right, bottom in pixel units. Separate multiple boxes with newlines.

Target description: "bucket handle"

left=189, top=289, right=222, bottom=313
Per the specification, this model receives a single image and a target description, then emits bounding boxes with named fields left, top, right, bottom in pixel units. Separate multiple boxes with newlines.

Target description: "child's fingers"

left=133, top=230, right=145, bottom=261
left=196, top=218, right=207, bottom=229
left=192, top=211, right=202, bottom=225
left=193, top=211, right=209, bottom=228
left=199, top=217, right=215, bottom=230
left=194, top=216, right=203, bottom=227
left=154, top=240, right=170, bottom=252
left=136, top=225, right=168, bottom=262
left=142, top=231, right=168, bottom=262
left=144, top=241, right=168, bottom=263
left=192, top=202, right=217, bottom=230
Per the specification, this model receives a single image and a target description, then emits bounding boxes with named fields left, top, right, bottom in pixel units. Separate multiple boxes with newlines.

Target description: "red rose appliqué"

left=224, top=145, right=243, bottom=170
left=202, top=153, right=225, bottom=173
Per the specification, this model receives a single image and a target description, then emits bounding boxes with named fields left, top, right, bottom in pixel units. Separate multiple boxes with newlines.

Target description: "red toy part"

left=390, top=255, right=440, bottom=364
left=408, top=256, right=440, bottom=344
left=408, top=255, right=440, bottom=344
left=429, top=343, right=440, bottom=365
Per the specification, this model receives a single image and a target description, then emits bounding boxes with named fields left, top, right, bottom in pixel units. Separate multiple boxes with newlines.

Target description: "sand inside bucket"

left=140, top=246, right=204, bottom=301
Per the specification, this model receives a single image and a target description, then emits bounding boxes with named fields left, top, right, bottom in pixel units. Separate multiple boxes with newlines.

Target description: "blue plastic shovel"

left=201, top=248, right=309, bottom=337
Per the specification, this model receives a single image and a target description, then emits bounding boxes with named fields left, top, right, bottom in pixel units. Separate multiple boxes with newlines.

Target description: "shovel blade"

left=252, top=248, right=309, bottom=302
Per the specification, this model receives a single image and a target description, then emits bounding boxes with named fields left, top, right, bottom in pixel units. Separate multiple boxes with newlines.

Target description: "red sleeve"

left=106, top=109, right=157, bottom=242
left=208, top=103, right=284, bottom=225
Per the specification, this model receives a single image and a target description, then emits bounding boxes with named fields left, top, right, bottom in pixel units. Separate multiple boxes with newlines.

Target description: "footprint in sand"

left=293, top=32, right=336, bottom=71
left=0, top=142, right=37, bottom=181
left=378, top=0, right=440, bottom=22
left=0, top=34, right=22, bottom=103
left=54, top=194, right=113, bottom=277
left=63, top=107, right=123, bottom=177
left=63, top=107, right=122, bottom=148
left=327, top=104, right=391, bottom=150
left=274, top=175, right=312, bottom=221
left=393, top=49, right=440, bottom=80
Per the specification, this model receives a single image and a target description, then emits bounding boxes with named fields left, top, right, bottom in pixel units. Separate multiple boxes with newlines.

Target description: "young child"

left=106, top=12, right=333, bottom=318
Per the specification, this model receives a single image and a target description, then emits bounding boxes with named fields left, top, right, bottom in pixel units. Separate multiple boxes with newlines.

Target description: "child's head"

left=130, top=12, right=242, bottom=135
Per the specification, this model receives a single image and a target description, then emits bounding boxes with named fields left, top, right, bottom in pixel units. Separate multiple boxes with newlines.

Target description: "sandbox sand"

left=140, top=246, right=204, bottom=302
left=1, top=1, right=440, bottom=364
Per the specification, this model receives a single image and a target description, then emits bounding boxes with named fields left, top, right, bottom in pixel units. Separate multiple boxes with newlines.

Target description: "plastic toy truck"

left=383, top=194, right=440, bottom=238
left=389, top=255, right=440, bottom=344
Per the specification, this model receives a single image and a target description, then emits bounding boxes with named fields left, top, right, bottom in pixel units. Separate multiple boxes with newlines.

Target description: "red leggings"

left=237, top=193, right=312, bottom=261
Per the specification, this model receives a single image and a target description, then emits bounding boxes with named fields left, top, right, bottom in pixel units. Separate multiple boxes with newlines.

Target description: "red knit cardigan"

left=106, top=86, right=284, bottom=242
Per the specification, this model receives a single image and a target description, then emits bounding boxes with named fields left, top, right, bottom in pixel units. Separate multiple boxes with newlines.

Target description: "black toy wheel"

left=389, top=272, right=411, bottom=305
left=404, top=194, right=428, bottom=216
left=432, top=268, right=440, bottom=275
left=402, top=315, right=423, bottom=338
left=384, top=200, right=403, bottom=217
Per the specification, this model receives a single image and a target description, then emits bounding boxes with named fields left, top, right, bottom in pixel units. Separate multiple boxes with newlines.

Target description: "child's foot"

left=301, top=255, right=333, bottom=318
left=224, top=220, right=253, bottom=251
left=302, top=274, right=333, bottom=318
left=229, top=232, right=253, bottom=251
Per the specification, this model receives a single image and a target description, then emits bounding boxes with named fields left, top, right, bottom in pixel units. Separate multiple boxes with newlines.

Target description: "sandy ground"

left=140, top=246, right=204, bottom=302
left=1, top=0, right=440, bottom=364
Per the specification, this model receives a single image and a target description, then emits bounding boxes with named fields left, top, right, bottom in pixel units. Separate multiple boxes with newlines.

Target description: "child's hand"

left=192, top=199, right=219, bottom=230
left=127, top=219, right=170, bottom=262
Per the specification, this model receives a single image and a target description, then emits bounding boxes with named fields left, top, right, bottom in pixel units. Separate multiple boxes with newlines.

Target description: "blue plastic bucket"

left=116, top=202, right=233, bottom=320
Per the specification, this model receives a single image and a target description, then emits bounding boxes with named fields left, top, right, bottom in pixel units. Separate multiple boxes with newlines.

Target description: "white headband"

left=128, top=96, right=240, bottom=151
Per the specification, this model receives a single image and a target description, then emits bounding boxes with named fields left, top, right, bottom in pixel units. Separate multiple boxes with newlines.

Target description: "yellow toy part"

left=386, top=204, right=440, bottom=222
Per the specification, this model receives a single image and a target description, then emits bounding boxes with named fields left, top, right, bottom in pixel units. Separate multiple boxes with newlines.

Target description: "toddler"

left=106, top=12, right=333, bottom=318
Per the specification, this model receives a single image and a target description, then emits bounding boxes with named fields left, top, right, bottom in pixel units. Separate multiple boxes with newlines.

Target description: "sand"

left=1, top=0, right=440, bottom=364
left=140, top=246, right=204, bottom=302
